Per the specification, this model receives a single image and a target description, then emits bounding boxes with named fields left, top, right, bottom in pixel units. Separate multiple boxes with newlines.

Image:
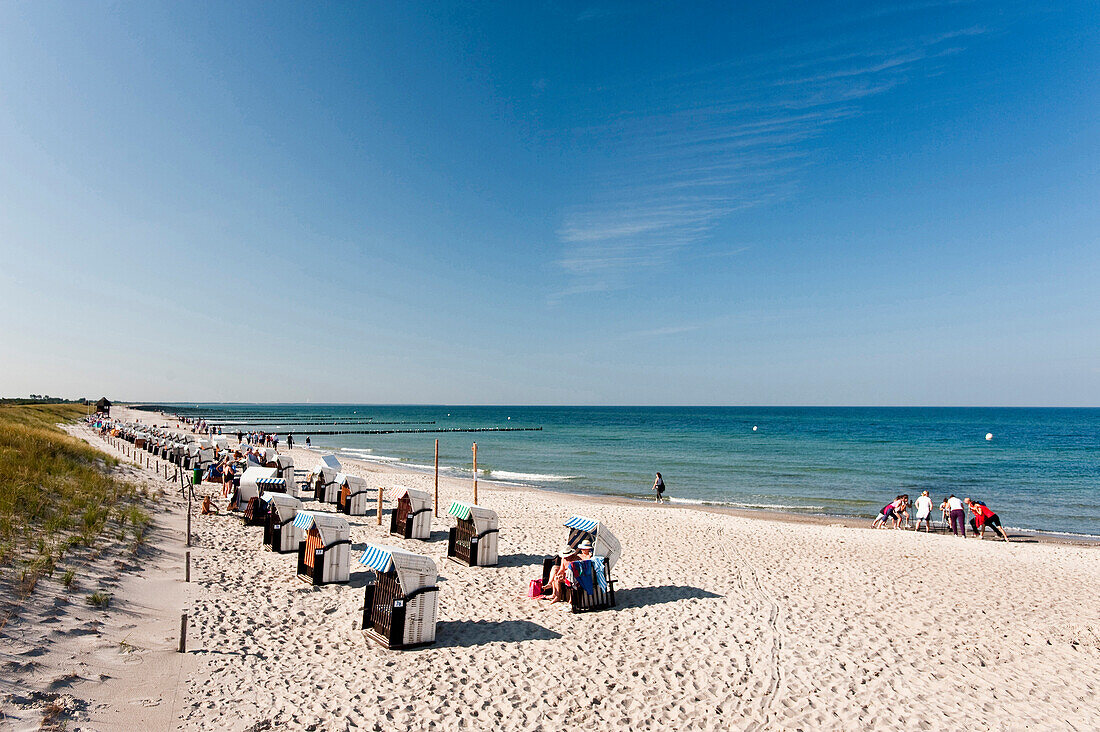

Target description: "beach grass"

left=0, top=403, right=148, bottom=602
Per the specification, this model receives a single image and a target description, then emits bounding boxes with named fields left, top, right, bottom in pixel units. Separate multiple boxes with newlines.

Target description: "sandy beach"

left=7, top=405, right=1097, bottom=730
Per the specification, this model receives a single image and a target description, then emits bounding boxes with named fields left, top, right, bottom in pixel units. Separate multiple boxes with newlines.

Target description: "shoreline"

left=296, top=445, right=1100, bottom=548
left=134, top=404, right=1100, bottom=542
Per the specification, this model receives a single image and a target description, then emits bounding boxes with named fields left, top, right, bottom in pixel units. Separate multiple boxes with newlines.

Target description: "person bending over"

left=965, top=498, right=1010, bottom=542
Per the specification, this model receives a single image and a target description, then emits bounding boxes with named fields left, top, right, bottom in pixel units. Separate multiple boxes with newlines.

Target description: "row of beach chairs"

left=231, top=453, right=622, bottom=649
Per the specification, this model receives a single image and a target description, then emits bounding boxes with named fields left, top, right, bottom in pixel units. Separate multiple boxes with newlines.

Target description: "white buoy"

left=752, top=425, right=758, bottom=432
left=985, top=433, right=993, bottom=441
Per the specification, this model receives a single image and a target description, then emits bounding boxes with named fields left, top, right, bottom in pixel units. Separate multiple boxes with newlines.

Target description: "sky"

left=0, top=1, right=1097, bottom=406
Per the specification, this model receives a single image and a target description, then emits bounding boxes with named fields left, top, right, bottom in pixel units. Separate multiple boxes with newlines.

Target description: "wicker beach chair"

left=358, top=545, right=439, bottom=649
left=336, top=473, right=372, bottom=516
left=542, top=515, right=621, bottom=613
left=262, top=493, right=303, bottom=552
left=273, top=454, right=298, bottom=495
left=446, top=501, right=498, bottom=567
left=234, top=467, right=278, bottom=512
left=306, top=455, right=342, bottom=503
left=294, top=512, right=351, bottom=585
left=388, top=487, right=432, bottom=540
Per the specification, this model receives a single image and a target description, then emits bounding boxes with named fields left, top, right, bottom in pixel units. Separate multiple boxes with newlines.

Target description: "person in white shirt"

left=913, top=491, right=934, bottom=533
left=946, top=494, right=967, bottom=537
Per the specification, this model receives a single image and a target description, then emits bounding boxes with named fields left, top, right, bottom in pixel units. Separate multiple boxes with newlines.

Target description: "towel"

left=591, top=555, right=609, bottom=591
left=571, top=560, right=595, bottom=595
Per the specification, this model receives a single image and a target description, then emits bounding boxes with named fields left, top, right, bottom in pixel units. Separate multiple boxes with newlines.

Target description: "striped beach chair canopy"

left=388, top=486, right=431, bottom=508
left=447, top=501, right=498, bottom=533
left=292, top=512, right=349, bottom=543
left=358, top=544, right=437, bottom=593
left=564, top=515, right=622, bottom=571
left=335, top=473, right=367, bottom=490
left=256, top=477, right=287, bottom=489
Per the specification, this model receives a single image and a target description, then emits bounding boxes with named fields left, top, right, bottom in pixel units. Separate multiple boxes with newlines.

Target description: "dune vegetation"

left=0, top=403, right=149, bottom=603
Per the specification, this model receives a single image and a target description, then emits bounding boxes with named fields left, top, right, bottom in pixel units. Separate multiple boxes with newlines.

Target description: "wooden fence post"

left=178, top=613, right=188, bottom=653
left=377, top=486, right=383, bottom=526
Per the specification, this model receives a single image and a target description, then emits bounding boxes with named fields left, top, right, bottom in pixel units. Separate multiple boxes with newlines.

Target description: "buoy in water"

left=985, top=433, right=993, bottom=441
left=752, top=425, right=758, bottom=432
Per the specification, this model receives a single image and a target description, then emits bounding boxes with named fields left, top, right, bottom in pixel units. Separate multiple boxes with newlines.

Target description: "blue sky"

left=0, top=1, right=1097, bottom=405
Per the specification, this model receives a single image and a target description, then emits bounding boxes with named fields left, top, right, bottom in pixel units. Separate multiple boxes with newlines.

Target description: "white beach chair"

left=358, top=545, right=439, bottom=649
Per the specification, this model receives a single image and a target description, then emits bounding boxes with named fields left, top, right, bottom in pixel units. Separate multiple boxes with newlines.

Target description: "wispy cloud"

left=555, top=8, right=997, bottom=296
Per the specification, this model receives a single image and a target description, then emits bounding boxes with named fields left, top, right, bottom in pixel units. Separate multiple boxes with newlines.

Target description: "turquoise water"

left=142, top=405, right=1100, bottom=536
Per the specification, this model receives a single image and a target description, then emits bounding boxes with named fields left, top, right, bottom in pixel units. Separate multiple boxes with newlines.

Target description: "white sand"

left=12, top=407, right=1100, bottom=730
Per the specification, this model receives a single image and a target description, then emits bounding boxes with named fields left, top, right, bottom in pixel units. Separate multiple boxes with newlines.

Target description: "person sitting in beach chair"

left=544, top=544, right=580, bottom=604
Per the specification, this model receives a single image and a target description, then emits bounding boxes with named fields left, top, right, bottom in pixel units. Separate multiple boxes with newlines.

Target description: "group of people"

left=236, top=430, right=283, bottom=449
left=542, top=539, right=595, bottom=603
left=873, top=491, right=1010, bottom=541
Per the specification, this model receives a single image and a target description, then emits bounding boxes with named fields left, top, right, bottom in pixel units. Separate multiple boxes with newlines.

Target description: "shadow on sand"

left=432, top=619, right=562, bottom=648
left=614, top=585, right=723, bottom=608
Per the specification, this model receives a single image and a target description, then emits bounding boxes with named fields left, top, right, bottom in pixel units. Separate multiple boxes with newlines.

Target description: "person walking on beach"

left=305, top=436, right=311, bottom=448
left=946, top=494, right=967, bottom=537
left=287, top=434, right=293, bottom=449
left=652, top=472, right=667, bottom=503
left=914, top=491, right=934, bottom=532
left=965, top=498, right=1011, bottom=542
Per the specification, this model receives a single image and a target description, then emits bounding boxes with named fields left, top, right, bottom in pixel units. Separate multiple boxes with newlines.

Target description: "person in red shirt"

left=965, top=498, right=1010, bottom=542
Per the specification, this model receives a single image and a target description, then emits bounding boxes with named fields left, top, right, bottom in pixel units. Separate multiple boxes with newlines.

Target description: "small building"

left=95, top=397, right=111, bottom=416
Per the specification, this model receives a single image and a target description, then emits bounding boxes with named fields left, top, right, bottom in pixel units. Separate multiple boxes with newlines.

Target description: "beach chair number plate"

left=471, top=537, right=478, bottom=544
left=315, top=549, right=323, bottom=556
left=273, top=524, right=281, bottom=530
left=393, top=600, right=404, bottom=608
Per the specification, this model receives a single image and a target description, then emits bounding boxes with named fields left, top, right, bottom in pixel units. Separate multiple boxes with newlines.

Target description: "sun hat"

left=558, top=545, right=574, bottom=557
left=577, top=540, right=594, bottom=551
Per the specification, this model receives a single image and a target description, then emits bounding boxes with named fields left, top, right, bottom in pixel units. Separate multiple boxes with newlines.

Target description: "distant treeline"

left=0, top=397, right=91, bottom=405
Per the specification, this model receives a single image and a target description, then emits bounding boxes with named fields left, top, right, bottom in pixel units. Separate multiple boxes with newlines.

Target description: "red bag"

left=527, top=579, right=543, bottom=597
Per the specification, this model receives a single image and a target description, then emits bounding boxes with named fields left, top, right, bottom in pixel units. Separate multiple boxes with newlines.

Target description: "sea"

left=139, top=405, right=1100, bottom=538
